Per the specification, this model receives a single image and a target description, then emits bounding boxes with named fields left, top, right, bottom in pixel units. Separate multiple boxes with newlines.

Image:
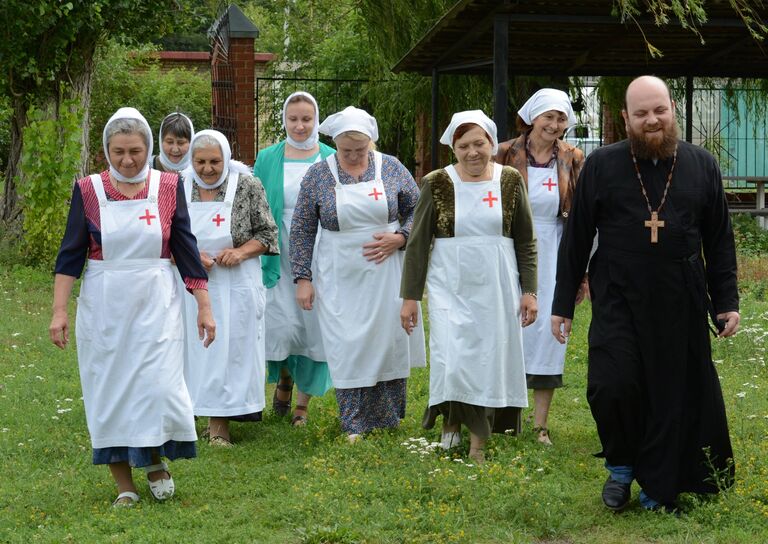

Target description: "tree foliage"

left=613, top=0, right=767, bottom=57
left=88, top=41, right=211, bottom=171
left=0, top=0, right=193, bottom=223
left=17, top=100, right=83, bottom=268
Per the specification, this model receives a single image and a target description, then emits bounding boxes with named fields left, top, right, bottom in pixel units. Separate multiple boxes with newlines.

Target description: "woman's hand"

left=50, top=274, right=76, bottom=349
left=216, top=240, right=266, bottom=267
left=49, top=310, right=69, bottom=349
left=192, top=289, right=216, bottom=347
left=216, top=247, right=246, bottom=267
left=400, top=299, right=420, bottom=335
left=296, top=279, right=315, bottom=311
left=200, top=251, right=215, bottom=271
left=520, top=293, right=538, bottom=327
left=363, top=232, right=406, bottom=264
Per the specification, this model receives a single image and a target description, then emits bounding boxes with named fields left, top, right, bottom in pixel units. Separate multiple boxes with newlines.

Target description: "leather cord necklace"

left=630, top=145, right=677, bottom=243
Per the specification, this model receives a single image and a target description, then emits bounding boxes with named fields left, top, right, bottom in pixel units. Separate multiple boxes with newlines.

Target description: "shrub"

left=16, top=99, right=83, bottom=268
left=731, top=212, right=768, bottom=257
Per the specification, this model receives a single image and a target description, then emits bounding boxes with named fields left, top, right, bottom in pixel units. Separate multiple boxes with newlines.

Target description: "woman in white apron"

left=151, top=112, right=194, bottom=173
left=49, top=107, right=215, bottom=507
left=495, top=89, right=588, bottom=445
left=400, top=110, right=538, bottom=464
left=255, top=92, right=335, bottom=426
left=290, top=106, right=425, bottom=442
left=181, top=130, right=279, bottom=446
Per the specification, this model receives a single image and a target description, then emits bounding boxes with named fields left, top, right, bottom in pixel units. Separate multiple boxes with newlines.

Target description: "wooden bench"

left=723, top=176, right=767, bottom=228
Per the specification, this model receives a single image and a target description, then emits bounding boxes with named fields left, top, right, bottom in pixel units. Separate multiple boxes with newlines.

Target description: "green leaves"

left=16, top=99, right=83, bottom=268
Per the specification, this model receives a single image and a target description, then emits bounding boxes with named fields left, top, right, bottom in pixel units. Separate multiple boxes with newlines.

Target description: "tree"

left=0, top=1, right=202, bottom=223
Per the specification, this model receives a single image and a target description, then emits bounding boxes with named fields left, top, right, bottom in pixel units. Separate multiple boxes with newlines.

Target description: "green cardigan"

left=254, top=140, right=336, bottom=288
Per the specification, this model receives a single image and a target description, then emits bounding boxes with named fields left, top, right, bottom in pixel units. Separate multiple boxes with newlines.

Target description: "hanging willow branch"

left=613, top=0, right=767, bottom=57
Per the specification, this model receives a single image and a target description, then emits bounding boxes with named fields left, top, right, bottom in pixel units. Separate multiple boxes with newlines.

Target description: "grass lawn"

left=0, top=263, right=766, bottom=543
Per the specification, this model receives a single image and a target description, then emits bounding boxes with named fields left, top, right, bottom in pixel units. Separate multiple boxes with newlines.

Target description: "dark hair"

left=515, top=115, right=532, bottom=136
left=160, top=113, right=192, bottom=140
left=452, top=123, right=493, bottom=147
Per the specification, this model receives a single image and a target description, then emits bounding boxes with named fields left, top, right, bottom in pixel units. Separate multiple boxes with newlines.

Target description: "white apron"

left=426, top=163, right=528, bottom=408
left=314, top=152, right=426, bottom=389
left=76, top=171, right=197, bottom=449
left=522, top=165, right=567, bottom=375
left=264, top=157, right=326, bottom=362
left=181, top=173, right=266, bottom=416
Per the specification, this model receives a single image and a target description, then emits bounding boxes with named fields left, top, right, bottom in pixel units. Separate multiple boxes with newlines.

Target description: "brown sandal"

left=209, top=435, right=234, bottom=448
left=291, top=405, right=308, bottom=426
left=272, top=380, right=293, bottom=416
left=533, top=426, right=553, bottom=446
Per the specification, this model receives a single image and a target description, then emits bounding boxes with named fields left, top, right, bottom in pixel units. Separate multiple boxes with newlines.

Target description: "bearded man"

left=551, top=75, right=740, bottom=512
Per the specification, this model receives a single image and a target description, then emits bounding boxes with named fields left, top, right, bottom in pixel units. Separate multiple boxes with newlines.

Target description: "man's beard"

left=627, top=122, right=679, bottom=160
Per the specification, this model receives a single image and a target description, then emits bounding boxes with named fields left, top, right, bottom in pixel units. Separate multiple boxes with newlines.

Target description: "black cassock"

left=553, top=139, right=738, bottom=504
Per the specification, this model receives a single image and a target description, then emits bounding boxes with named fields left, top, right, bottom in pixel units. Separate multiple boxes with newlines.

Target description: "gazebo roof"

left=393, top=0, right=768, bottom=77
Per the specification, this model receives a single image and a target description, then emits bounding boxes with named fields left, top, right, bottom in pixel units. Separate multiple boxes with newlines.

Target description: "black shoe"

left=602, top=476, right=631, bottom=512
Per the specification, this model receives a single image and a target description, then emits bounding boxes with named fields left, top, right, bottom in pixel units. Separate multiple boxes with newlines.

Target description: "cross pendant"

left=644, top=211, right=665, bottom=243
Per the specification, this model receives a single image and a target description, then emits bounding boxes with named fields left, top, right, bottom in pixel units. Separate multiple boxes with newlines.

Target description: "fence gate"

left=209, top=9, right=238, bottom=157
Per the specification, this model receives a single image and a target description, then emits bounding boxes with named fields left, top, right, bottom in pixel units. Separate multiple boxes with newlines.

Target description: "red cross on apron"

left=139, top=209, right=157, bottom=225
left=212, top=214, right=225, bottom=227
left=368, top=187, right=383, bottom=201
left=482, top=191, right=498, bottom=208
left=542, top=178, right=557, bottom=191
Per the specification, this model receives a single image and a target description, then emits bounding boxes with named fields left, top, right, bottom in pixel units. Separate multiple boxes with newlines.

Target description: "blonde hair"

left=335, top=130, right=377, bottom=151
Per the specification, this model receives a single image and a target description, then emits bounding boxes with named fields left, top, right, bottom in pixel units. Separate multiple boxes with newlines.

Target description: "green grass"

left=0, top=264, right=766, bottom=543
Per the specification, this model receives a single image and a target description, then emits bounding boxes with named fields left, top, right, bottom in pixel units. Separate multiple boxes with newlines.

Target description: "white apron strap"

left=444, top=164, right=462, bottom=186
left=90, top=174, right=108, bottom=208
left=222, top=170, right=239, bottom=205
left=326, top=154, right=341, bottom=185
left=373, top=151, right=382, bottom=181
left=184, top=177, right=193, bottom=204
left=147, top=169, right=161, bottom=202
left=491, top=162, right=502, bottom=182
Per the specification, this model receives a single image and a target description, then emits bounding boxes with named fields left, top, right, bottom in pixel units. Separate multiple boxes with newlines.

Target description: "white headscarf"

left=184, top=129, right=251, bottom=190
left=282, top=91, right=320, bottom=150
left=517, top=88, right=577, bottom=126
left=439, top=110, right=499, bottom=155
left=157, top=112, right=195, bottom=172
left=318, top=106, right=379, bottom=142
left=102, top=107, right=153, bottom=184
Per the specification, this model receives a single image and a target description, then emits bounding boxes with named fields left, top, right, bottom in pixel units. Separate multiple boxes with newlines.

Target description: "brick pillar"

left=230, top=37, right=255, bottom=165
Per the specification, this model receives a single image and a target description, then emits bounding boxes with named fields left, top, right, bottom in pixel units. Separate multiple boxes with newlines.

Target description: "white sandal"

left=440, top=431, right=461, bottom=450
left=112, top=491, right=140, bottom=507
left=144, top=462, right=175, bottom=500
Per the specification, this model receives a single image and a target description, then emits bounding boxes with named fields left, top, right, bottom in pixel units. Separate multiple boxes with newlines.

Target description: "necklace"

left=525, top=134, right=557, bottom=168
left=630, top=145, right=677, bottom=243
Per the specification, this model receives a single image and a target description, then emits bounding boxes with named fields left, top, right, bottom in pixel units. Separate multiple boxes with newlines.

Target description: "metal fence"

left=679, top=86, right=768, bottom=186
left=571, top=79, right=768, bottom=188
left=255, top=76, right=368, bottom=151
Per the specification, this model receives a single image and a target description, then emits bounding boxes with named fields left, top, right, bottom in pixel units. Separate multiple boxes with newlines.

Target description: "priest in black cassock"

left=551, top=75, right=740, bottom=513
